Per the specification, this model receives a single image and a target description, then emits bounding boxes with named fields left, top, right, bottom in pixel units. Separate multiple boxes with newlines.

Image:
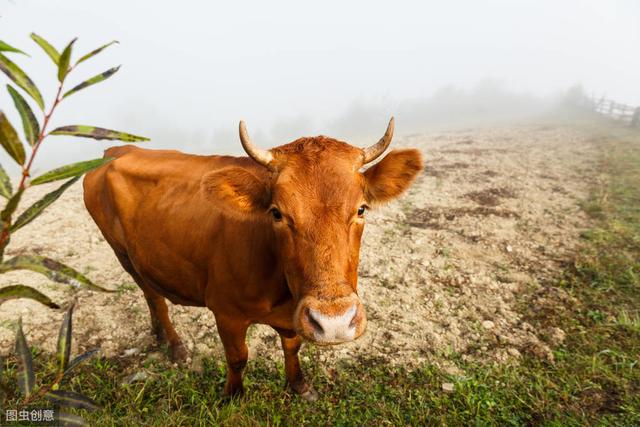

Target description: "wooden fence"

left=581, top=95, right=640, bottom=128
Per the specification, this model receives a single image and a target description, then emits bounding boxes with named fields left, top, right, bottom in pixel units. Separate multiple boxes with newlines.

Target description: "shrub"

left=0, top=34, right=149, bottom=425
left=0, top=34, right=149, bottom=307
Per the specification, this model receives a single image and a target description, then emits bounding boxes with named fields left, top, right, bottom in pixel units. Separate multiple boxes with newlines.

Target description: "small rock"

left=145, top=352, right=163, bottom=362
left=507, top=348, right=521, bottom=358
left=506, top=245, right=513, bottom=253
left=122, top=348, right=140, bottom=357
left=442, top=382, right=455, bottom=393
left=482, top=320, right=495, bottom=330
left=190, top=356, right=205, bottom=374
left=546, top=327, right=566, bottom=346
left=122, top=371, right=148, bottom=385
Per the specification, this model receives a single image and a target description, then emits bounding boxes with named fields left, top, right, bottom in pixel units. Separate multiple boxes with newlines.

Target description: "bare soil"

left=0, top=124, right=597, bottom=375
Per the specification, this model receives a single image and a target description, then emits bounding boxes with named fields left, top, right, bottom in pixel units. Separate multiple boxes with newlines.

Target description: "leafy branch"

left=15, top=304, right=101, bottom=426
left=0, top=34, right=150, bottom=308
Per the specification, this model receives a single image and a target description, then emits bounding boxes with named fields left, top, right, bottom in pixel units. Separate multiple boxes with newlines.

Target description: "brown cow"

left=83, top=118, right=422, bottom=399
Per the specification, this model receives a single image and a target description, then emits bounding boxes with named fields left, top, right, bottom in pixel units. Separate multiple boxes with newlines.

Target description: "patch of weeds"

left=587, top=309, right=605, bottom=323
left=0, top=318, right=18, bottom=330
left=614, top=310, right=640, bottom=332
left=378, top=277, right=396, bottom=290
left=115, top=282, right=138, bottom=296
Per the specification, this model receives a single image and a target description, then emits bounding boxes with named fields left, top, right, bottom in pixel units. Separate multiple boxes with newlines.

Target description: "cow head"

left=201, top=118, right=422, bottom=345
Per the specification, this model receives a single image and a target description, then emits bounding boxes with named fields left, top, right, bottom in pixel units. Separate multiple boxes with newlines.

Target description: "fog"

left=1, top=0, right=639, bottom=175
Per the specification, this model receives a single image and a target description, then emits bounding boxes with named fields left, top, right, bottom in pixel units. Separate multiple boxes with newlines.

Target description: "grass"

left=1, top=120, right=640, bottom=425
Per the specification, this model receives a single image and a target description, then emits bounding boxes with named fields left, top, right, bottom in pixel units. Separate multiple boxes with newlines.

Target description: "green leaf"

left=1, top=188, right=24, bottom=221
left=0, top=111, right=26, bottom=165
left=57, top=38, right=77, bottom=82
left=11, top=178, right=80, bottom=232
left=7, top=85, right=40, bottom=146
left=63, top=66, right=120, bottom=99
left=0, top=52, right=45, bottom=110
left=0, top=255, right=112, bottom=292
left=31, top=158, right=112, bottom=186
left=30, top=33, right=60, bottom=64
left=0, top=40, right=28, bottom=56
left=57, top=304, right=74, bottom=373
left=76, top=40, right=118, bottom=65
left=46, top=390, right=100, bottom=412
left=50, top=125, right=149, bottom=142
left=58, top=411, right=86, bottom=426
left=0, top=164, right=12, bottom=198
left=0, top=284, right=59, bottom=308
left=64, top=348, right=99, bottom=378
left=15, top=318, right=36, bottom=397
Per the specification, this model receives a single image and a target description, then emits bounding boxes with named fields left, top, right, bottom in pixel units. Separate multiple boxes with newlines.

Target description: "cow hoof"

left=287, top=380, right=318, bottom=401
left=169, top=343, right=188, bottom=363
left=222, top=386, right=245, bottom=401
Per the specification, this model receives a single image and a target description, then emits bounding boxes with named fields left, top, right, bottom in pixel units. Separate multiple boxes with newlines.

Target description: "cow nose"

left=305, top=305, right=357, bottom=342
left=295, top=294, right=367, bottom=344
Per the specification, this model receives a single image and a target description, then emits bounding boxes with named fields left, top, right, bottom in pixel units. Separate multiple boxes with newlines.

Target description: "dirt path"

left=0, top=123, right=598, bottom=374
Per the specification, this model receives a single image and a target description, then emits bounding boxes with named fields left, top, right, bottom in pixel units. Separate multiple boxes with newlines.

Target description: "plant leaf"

left=46, top=390, right=100, bottom=411
left=11, top=178, right=79, bottom=232
left=0, top=285, right=59, bottom=308
left=31, top=158, right=112, bottom=186
left=15, top=317, right=36, bottom=397
left=0, top=40, right=28, bottom=56
left=0, top=52, right=45, bottom=110
left=1, top=188, right=24, bottom=221
left=0, top=111, right=26, bottom=165
left=0, top=255, right=112, bottom=292
left=76, top=40, right=118, bottom=65
left=0, top=163, right=12, bottom=198
left=57, top=411, right=86, bottom=426
left=7, top=85, right=40, bottom=146
left=64, top=348, right=99, bottom=378
left=57, top=304, right=74, bottom=373
left=50, top=125, right=149, bottom=142
left=58, top=38, right=77, bottom=82
left=30, top=33, right=60, bottom=64
left=63, top=66, right=120, bottom=99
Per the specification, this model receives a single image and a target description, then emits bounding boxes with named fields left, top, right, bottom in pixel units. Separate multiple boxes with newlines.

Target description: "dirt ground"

left=0, top=123, right=598, bottom=375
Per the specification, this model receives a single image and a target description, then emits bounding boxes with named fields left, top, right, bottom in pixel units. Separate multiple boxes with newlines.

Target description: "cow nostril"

left=306, top=308, right=324, bottom=335
left=348, top=309, right=358, bottom=329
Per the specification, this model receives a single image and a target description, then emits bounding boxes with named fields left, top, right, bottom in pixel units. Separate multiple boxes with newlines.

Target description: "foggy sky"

left=1, top=0, right=639, bottom=175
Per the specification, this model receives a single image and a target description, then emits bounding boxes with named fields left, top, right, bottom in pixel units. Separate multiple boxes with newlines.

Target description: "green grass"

left=2, top=121, right=640, bottom=426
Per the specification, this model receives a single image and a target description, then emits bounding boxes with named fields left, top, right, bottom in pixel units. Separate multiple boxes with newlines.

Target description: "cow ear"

left=363, top=149, right=423, bottom=205
left=201, top=166, right=271, bottom=216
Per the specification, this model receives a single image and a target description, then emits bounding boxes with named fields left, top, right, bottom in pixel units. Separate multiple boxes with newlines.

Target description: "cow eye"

left=357, top=205, right=367, bottom=217
left=270, top=207, right=283, bottom=221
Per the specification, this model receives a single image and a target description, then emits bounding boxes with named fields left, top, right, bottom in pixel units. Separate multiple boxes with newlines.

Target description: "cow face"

left=202, top=119, right=423, bottom=344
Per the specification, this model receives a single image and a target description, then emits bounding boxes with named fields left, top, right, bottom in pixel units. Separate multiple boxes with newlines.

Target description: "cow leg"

left=274, top=328, right=318, bottom=401
left=216, top=316, right=250, bottom=397
left=276, top=331, right=318, bottom=401
left=113, top=251, right=187, bottom=362
left=138, top=289, right=165, bottom=343
left=141, top=289, right=187, bottom=363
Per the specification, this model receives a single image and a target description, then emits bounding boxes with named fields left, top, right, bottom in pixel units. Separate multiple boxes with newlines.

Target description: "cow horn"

left=239, top=121, right=274, bottom=167
left=362, top=117, right=394, bottom=164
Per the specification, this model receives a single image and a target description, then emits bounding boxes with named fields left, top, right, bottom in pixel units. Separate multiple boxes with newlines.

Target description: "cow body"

left=84, top=146, right=287, bottom=318
left=83, top=121, right=422, bottom=398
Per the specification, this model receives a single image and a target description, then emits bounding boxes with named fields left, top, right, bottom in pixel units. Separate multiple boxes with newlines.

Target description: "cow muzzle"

left=294, top=293, right=367, bottom=345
